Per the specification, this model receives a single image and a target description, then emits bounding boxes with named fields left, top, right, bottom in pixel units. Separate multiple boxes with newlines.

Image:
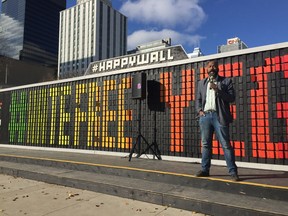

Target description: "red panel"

left=284, top=70, right=288, bottom=78
left=275, top=64, right=281, bottom=71
left=264, top=65, right=272, bottom=73
left=275, top=56, right=281, bottom=64
left=265, top=58, right=272, bottom=65
left=232, top=62, right=239, bottom=69
left=282, top=55, right=288, bottom=62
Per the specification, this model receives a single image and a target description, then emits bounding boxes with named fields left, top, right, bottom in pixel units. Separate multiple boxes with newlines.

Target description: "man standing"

left=195, top=60, right=239, bottom=181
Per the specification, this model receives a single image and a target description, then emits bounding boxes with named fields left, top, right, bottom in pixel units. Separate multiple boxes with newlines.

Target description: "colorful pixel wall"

left=0, top=48, right=287, bottom=165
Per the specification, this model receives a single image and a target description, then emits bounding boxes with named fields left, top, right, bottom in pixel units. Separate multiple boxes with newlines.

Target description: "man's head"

left=206, top=60, right=219, bottom=79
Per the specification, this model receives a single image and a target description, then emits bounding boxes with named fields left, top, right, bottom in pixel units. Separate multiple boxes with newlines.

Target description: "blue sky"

left=1, top=0, right=287, bottom=55
left=68, top=0, right=288, bottom=55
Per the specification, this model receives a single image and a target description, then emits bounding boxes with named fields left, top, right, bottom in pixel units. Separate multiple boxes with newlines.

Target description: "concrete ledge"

left=0, top=154, right=287, bottom=202
left=0, top=161, right=287, bottom=216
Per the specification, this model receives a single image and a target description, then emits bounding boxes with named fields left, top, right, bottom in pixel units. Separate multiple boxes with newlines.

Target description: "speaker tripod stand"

left=128, top=99, right=161, bottom=161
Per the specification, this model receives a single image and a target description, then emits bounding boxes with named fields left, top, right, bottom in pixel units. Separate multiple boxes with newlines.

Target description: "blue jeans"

left=199, top=111, right=237, bottom=175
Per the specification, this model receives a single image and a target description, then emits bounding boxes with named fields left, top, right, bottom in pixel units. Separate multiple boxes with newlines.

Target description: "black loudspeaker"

left=147, top=80, right=165, bottom=112
left=132, top=73, right=146, bottom=99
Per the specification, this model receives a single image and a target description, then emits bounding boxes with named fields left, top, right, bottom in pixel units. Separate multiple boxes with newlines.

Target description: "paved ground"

left=0, top=146, right=287, bottom=215
left=0, top=174, right=206, bottom=216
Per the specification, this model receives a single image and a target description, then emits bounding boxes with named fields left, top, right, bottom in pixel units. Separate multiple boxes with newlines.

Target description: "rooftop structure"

left=217, top=37, right=248, bottom=53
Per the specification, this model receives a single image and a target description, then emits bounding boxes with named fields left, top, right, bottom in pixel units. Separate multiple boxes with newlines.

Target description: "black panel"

left=132, top=73, right=147, bottom=99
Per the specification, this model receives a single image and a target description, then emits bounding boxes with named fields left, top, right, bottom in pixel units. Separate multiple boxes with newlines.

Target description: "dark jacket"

left=196, top=76, right=235, bottom=125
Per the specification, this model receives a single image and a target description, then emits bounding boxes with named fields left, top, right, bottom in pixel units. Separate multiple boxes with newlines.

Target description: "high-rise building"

left=0, top=0, right=66, bottom=67
left=58, top=0, right=127, bottom=79
left=217, top=37, right=248, bottom=53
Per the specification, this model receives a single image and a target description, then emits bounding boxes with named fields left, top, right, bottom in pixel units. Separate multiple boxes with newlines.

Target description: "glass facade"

left=0, top=0, right=25, bottom=59
left=0, top=0, right=66, bottom=67
left=0, top=14, right=24, bottom=59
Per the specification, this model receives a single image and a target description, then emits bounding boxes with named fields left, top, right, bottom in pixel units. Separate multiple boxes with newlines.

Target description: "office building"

left=0, top=55, right=56, bottom=88
left=0, top=0, right=66, bottom=67
left=217, top=37, right=248, bottom=53
left=58, top=0, right=127, bottom=79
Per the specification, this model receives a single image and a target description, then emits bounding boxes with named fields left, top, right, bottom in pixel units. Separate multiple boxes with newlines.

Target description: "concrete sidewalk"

left=0, top=145, right=287, bottom=188
left=0, top=174, right=204, bottom=216
left=0, top=145, right=287, bottom=216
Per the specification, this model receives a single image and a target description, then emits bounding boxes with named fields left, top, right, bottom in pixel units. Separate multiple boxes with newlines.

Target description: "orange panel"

left=266, top=143, right=275, bottom=150
left=186, top=82, right=192, bottom=88
left=170, top=139, right=175, bottom=145
left=252, top=150, right=258, bottom=157
left=225, top=64, right=231, bottom=70
left=181, top=102, right=186, bottom=107
left=266, top=151, right=275, bottom=159
left=257, top=120, right=266, bottom=127
left=257, top=127, right=266, bottom=134
left=175, top=133, right=181, bottom=139
left=276, top=152, right=284, bottom=159
left=258, top=136, right=267, bottom=142
left=256, top=67, right=263, bottom=73
left=258, top=150, right=266, bottom=158
left=212, top=148, right=219, bottom=154
left=234, top=149, right=241, bottom=156
left=186, top=76, right=192, bottom=82
left=175, top=127, right=181, bottom=133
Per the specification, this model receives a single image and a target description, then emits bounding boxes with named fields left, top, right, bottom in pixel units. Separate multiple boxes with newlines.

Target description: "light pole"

left=4, top=63, right=8, bottom=84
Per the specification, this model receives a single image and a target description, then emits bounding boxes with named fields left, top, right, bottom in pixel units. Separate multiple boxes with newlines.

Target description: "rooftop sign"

left=85, top=45, right=188, bottom=75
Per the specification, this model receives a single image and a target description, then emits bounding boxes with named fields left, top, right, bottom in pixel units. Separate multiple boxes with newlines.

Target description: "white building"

left=188, top=47, right=204, bottom=58
left=58, top=0, right=127, bottom=79
left=217, top=37, right=248, bottom=53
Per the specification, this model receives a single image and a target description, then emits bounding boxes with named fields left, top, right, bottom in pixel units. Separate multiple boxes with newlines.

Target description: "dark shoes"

left=195, top=170, right=210, bottom=177
left=196, top=170, right=240, bottom=181
left=231, top=173, right=240, bottom=181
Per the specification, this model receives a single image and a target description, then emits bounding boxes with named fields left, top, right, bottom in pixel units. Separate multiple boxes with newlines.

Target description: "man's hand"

left=199, top=110, right=205, bottom=117
left=209, top=82, right=218, bottom=92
